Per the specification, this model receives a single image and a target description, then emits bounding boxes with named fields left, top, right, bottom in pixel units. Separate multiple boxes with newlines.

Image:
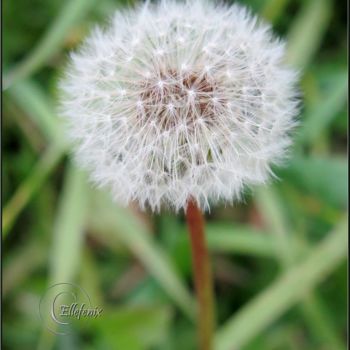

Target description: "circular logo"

left=39, top=282, right=102, bottom=335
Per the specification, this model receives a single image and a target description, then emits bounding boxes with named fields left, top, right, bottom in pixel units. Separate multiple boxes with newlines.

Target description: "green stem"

left=186, top=198, right=215, bottom=350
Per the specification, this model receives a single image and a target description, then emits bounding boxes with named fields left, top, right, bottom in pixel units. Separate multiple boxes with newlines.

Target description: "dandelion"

left=59, top=2, right=299, bottom=349
left=59, top=0, right=299, bottom=213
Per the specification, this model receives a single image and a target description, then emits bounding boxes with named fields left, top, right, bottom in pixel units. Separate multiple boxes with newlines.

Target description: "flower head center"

left=137, top=69, right=223, bottom=131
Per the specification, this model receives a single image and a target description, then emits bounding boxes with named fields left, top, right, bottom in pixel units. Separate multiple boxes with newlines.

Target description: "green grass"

left=2, top=0, right=347, bottom=349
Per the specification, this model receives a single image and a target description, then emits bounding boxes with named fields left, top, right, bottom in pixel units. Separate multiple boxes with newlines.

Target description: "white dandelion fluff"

left=59, top=0, right=299, bottom=212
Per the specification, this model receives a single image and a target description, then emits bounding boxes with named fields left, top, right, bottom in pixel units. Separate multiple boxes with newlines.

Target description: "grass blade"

left=278, top=155, right=348, bottom=209
left=176, top=224, right=301, bottom=258
left=3, top=240, right=46, bottom=296
left=36, top=165, right=88, bottom=350
left=3, top=0, right=94, bottom=89
left=256, top=186, right=346, bottom=350
left=8, top=79, right=63, bottom=143
left=297, top=73, right=347, bottom=147
left=3, top=79, right=68, bottom=237
left=49, top=165, right=88, bottom=284
left=286, top=0, right=332, bottom=68
left=2, top=144, right=65, bottom=238
left=88, top=190, right=196, bottom=320
left=215, top=216, right=347, bottom=350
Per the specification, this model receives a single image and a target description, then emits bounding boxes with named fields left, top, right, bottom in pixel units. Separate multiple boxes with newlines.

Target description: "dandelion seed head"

left=59, top=0, right=299, bottom=212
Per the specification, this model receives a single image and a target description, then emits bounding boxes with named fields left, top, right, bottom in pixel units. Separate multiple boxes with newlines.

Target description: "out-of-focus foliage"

left=2, top=0, right=347, bottom=349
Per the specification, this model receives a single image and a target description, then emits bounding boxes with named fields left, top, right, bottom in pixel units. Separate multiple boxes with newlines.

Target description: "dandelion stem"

left=186, top=198, right=215, bottom=350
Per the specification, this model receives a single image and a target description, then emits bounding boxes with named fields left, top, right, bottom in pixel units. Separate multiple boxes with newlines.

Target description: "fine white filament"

left=60, top=0, right=299, bottom=211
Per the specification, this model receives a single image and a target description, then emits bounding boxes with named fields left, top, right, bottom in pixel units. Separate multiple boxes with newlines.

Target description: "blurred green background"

left=2, top=0, right=348, bottom=349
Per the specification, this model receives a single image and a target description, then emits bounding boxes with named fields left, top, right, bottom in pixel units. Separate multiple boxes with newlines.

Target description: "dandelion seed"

left=177, top=36, right=185, bottom=43
left=188, top=89, right=196, bottom=98
left=59, top=0, right=299, bottom=212
left=131, top=38, right=139, bottom=46
left=155, top=48, right=165, bottom=56
left=181, top=63, right=189, bottom=71
left=167, top=103, right=174, bottom=112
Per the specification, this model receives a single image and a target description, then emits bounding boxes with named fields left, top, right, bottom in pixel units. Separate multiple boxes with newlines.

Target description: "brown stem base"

left=186, top=198, right=215, bottom=350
